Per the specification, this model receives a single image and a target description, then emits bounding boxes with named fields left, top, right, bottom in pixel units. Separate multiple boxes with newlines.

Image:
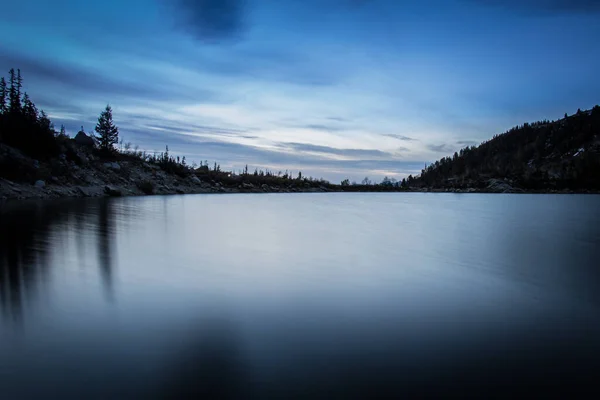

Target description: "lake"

left=1, top=193, right=600, bottom=398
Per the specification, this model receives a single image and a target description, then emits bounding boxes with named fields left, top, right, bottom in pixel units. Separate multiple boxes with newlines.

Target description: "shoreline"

left=1, top=177, right=596, bottom=205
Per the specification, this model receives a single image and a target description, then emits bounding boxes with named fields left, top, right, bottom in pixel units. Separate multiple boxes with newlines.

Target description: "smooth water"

left=1, top=193, right=600, bottom=398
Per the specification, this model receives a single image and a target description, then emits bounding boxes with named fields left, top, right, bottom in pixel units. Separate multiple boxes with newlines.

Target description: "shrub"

left=137, top=179, right=154, bottom=194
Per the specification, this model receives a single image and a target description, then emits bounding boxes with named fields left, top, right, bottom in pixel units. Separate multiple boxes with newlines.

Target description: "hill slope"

left=414, top=106, right=600, bottom=192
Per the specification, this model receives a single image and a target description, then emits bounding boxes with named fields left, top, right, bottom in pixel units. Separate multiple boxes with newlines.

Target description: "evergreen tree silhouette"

left=95, top=105, right=119, bottom=152
left=16, top=69, right=22, bottom=107
left=0, top=77, right=6, bottom=114
left=22, top=93, right=38, bottom=123
left=8, top=69, right=19, bottom=114
left=38, top=110, right=52, bottom=131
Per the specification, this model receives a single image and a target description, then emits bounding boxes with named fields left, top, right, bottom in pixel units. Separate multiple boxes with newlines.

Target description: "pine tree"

left=0, top=77, right=7, bottom=114
left=22, top=92, right=38, bottom=122
left=16, top=69, right=22, bottom=106
left=38, top=110, right=53, bottom=131
left=8, top=68, right=19, bottom=114
left=95, top=105, right=119, bottom=152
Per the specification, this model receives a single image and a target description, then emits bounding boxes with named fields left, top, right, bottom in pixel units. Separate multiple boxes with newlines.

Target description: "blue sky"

left=1, top=0, right=598, bottom=182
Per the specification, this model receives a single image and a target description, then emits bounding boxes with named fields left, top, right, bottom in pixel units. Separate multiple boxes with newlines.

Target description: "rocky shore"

left=0, top=142, right=593, bottom=204
left=0, top=142, right=336, bottom=202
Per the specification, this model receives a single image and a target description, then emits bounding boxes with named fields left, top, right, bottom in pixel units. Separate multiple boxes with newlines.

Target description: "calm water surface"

left=1, top=193, right=600, bottom=398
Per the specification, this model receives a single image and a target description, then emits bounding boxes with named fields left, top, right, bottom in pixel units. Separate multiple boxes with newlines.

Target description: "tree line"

left=415, top=107, right=600, bottom=190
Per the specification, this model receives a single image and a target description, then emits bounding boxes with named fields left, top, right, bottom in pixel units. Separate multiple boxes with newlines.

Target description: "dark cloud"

left=465, top=0, right=600, bottom=14
left=283, top=142, right=394, bottom=158
left=382, top=134, right=417, bottom=141
left=170, top=0, right=246, bottom=42
left=301, top=124, right=346, bottom=132
left=0, top=47, right=218, bottom=105
left=427, top=143, right=456, bottom=153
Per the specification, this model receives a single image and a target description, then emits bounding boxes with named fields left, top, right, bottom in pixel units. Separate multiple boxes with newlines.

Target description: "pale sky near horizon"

left=1, top=0, right=598, bottom=182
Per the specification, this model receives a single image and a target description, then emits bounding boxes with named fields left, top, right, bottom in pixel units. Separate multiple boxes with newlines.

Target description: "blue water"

left=1, top=193, right=600, bottom=398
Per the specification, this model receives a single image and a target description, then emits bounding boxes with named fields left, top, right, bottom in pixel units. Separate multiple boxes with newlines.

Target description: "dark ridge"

left=414, top=107, right=600, bottom=192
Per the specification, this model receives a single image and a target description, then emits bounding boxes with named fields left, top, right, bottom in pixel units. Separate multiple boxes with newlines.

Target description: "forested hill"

left=414, top=106, right=600, bottom=192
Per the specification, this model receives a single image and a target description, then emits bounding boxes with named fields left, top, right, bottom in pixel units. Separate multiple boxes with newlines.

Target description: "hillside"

left=414, top=107, right=600, bottom=192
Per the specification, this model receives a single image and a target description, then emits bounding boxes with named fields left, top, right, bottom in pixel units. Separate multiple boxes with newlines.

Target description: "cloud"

left=465, top=0, right=600, bottom=14
left=282, top=142, right=396, bottom=159
left=0, top=47, right=218, bottom=105
left=456, top=140, right=479, bottom=146
left=300, top=124, right=346, bottom=132
left=382, top=134, right=417, bottom=141
left=426, top=143, right=456, bottom=153
left=169, top=0, right=246, bottom=42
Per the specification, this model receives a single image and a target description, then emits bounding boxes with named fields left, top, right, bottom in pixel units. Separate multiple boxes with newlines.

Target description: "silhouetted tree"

left=21, top=93, right=38, bottom=123
left=8, top=69, right=19, bottom=114
left=58, top=124, right=67, bottom=138
left=0, top=77, right=6, bottom=114
left=95, top=105, right=119, bottom=152
left=38, top=110, right=52, bottom=131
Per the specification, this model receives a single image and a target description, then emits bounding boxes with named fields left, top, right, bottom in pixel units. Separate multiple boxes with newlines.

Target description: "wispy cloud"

left=281, top=142, right=396, bottom=159
left=381, top=134, right=417, bottom=141
left=464, top=0, right=600, bottom=15
left=456, top=140, right=479, bottom=146
left=426, top=143, right=457, bottom=154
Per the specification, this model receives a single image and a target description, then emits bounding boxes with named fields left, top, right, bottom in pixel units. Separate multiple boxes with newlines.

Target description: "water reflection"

left=0, top=198, right=118, bottom=319
left=0, top=194, right=600, bottom=398
left=96, top=199, right=115, bottom=301
left=1, top=202, right=55, bottom=321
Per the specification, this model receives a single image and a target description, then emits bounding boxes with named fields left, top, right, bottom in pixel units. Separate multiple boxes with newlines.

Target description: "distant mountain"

left=414, top=106, right=600, bottom=192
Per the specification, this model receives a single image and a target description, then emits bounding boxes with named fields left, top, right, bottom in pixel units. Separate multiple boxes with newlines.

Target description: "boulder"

left=76, top=186, right=104, bottom=197
left=487, top=179, right=514, bottom=193
left=34, top=180, right=45, bottom=189
left=103, top=162, right=121, bottom=171
left=74, top=132, right=96, bottom=147
left=104, top=185, right=123, bottom=197
left=190, top=175, right=201, bottom=184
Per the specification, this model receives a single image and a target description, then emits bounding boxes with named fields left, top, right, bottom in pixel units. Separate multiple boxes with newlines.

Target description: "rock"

left=77, top=186, right=104, bottom=197
left=242, top=183, right=254, bottom=189
left=103, top=162, right=121, bottom=171
left=261, top=184, right=269, bottom=191
left=486, top=179, right=517, bottom=193
left=50, top=176, right=59, bottom=183
left=74, top=132, right=96, bottom=147
left=33, top=160, right=40, bottom=169
left=190, top=176, right=201, bottom=184
left=104, top=185, right=122, bottom=197
left=34, top=180, right=45, bottom=189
